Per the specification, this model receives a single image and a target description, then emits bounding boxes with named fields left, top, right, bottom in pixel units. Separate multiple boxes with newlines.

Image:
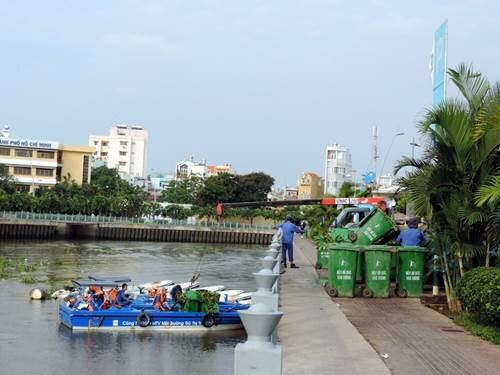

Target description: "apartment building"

left=89, top=125, right=148, bottom=178
left=298, top=172, right=324, bottom=199
left=324, top=144, right=352, bottom=196
left=0, top=135, right=94, bottom=193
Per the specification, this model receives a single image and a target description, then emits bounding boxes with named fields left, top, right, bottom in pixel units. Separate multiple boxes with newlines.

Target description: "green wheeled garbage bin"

left=397, top=246, right=427, bottom=297
left=316, top=244, right=330, bottom=269
left=354, top=208, right=398, bottom=246
left=363, top=245, right=393, bottom=298
left=327, top=244, right=360, bottom=297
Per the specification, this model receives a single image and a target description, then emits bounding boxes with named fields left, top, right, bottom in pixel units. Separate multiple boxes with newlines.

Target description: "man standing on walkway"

left=278, top=215, right=304, bottom=269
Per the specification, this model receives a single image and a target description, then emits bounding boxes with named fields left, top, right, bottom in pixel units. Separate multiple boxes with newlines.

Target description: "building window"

left=179, top=165, right=189, bottom=176
left=119, top=161, right=126, bottom=166
left=37, top=150, right=55, bottom=159
left=94, top=141, right=98, bottom=145
left=36, top=168, right=54, bottom=177
left=0, top=148, right=10, bottom=156
left=16, top=185, right=30, bottom=193
left=82, top=155, right=89, bottom=185
left=14, top=166, right=31, bottom=175
left=101, top=152, right=108, bottom=156
left=15, top=149, right=33, bottom=157
left=56, top=166, right=62, bottom=182
left=120, top=141, right=128, bottom=146
left=119, top=151, right=127, bottom=156
left=102, top=141, right=108, bottom=146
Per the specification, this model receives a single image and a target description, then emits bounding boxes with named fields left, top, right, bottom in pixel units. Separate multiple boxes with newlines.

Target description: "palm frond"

left=475, top=175, right=500, bottom=207
left=448, top=63, right=490, bottom=113
left=393, top=156, right=429, bottom=175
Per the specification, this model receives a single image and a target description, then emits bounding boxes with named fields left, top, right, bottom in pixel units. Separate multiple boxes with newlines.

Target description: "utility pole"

left=373, top=126, right=379, bottom=175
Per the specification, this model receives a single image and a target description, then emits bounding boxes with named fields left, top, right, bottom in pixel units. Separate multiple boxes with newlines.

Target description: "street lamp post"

left=343, top=169, right=358, bottom=196
left=379, top=132, right=404, bottom=180
left=410, top=138, right=421, bottom=159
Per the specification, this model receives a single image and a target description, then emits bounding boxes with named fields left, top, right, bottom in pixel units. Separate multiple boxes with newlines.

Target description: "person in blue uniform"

left=277, top=215, right=304, bottom=269
left=115, top=283, right=132, bottom=307
left=396, top=218, right=424, bottom=246
left=169, top=284, right=183, bottom=311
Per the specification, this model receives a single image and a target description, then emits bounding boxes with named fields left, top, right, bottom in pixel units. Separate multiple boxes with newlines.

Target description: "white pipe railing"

left=0, top=211, right=275, bottom=232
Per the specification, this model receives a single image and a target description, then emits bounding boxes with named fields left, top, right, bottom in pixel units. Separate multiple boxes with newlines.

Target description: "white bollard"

left=266, top=248, right=279, bottom=258
left=253, top=269, right=279, bottom=294
left=253, top=268, right=280, bottom=343
left=234, top=304, right=283, bottom=375
left=261, top=256, right=278, bottom=271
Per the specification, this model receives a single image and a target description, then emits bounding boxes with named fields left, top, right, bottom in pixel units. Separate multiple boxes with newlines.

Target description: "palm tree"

left=473, top=176, right=500, bottom=266
left=395, top=64, right=500, bottom=312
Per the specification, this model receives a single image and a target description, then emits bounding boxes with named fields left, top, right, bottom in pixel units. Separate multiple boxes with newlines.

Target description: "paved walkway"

left=292, top=237, right=500, bottom=375
left=279, top=238, right=390, bottom=375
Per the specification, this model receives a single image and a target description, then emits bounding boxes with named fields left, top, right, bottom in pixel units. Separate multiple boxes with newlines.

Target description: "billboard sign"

left=0, top=138, right=59, bottom=149
left=431, top=21, right=448, bottom=106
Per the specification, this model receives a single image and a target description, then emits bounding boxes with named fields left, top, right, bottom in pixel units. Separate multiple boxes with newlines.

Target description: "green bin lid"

left=363, top=245, right=397, bottom=252
left=397, top=246, right=427, bottom=253
left=327, top=243, right=362, bottom=251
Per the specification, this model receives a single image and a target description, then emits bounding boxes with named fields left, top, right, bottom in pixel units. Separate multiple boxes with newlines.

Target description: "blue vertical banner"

left=431, top=21, right=448, bottom=106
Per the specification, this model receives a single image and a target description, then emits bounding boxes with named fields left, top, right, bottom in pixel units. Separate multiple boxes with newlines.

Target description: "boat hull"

left=59, top=304, right=246, bottom=332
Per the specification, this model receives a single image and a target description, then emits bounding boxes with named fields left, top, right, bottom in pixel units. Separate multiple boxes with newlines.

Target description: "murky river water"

left=0, top=241, right=265, bottom=375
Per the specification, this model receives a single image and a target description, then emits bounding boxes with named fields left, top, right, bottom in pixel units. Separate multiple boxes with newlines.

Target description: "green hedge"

left=456, top=267, right=500, bottom=325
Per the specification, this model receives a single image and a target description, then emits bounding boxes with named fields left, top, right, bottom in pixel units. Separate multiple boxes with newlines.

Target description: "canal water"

left=0, top=241, right=264, bottom=375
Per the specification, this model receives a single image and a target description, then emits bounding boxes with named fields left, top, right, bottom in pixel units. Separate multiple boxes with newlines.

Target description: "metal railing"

left=0, top=211, right=275, bottom=232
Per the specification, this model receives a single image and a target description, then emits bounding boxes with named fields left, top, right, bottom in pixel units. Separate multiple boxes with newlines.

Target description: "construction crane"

left=216, top=197, right=387, bottom=218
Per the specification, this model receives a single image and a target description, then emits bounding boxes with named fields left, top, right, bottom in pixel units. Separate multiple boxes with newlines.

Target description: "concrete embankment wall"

left=0, top=223, right=58, bottom=240
left=0, top=222, right=273, bottom=244
left=95, top=225, right=272, bottom=244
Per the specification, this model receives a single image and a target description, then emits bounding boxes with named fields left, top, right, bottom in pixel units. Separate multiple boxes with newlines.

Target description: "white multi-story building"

left=324, top=144, right=352, bottom=196
left=89, top=125, right=148, bottom=178
left=175, top=157, right=208, bottom=179
left=175, top=157, right=235, bottom=180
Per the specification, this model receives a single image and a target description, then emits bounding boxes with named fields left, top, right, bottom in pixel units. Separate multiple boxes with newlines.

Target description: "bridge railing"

left=0, top=211, right=275, bottom=232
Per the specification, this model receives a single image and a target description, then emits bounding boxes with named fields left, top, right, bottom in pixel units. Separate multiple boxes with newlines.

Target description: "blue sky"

left=1, top=1, right=499, bottom=186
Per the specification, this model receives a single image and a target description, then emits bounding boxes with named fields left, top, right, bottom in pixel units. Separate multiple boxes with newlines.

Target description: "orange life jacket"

left=154, top=293, right=167, bottom=309
left=85, top=296, right=94, bottom=311
left=89, top=285, right=99, bottom=293
left=108, top=289, right=117, bottom=302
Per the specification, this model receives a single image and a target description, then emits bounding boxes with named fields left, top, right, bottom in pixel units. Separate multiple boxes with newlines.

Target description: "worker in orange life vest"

left=153, top=288, right=168, bottom=311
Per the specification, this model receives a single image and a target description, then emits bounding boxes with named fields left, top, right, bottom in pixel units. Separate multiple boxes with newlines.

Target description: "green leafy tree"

left=163, top=205, right=191, bottom=220
left=338, top=182, right=354, bottom=198
left=160, top=176, right=203, bottom=204
left=395, top=64, right=500, bottom=312
left=235, top=172, right=274, bottom=202
left=197, top=173, right=239, bottom=206
left=0, top=164, right=16, bottom=194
